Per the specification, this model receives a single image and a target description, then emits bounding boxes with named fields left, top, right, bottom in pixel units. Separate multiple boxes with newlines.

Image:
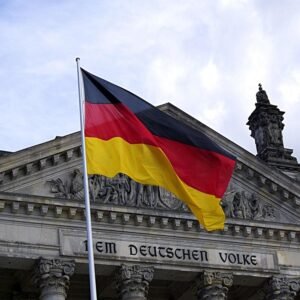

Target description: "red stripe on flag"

left=85, top=102, right=234, bottom=197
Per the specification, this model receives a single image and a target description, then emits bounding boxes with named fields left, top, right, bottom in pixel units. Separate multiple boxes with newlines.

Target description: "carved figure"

left=221, top=189, right=278, bottom=221
left=232, top=192, right=245, bottom=218
left=47, top=170, right=189, bottom=212
left=70, top=169, right=84, bottom=200
left=254, top=126, right=265, bottom=153
left=89, top=175, right=103, bottom=202
left=263, top=205, right=276, bottom=220
left=248, top=193, right=264, bottom=220
left=47, top=178, right=70, bottom=199
left=101, top=177, right=119, bottom=204
left=47, top=169, right=279, bottom=221
left=268, top=122, right=283, bottom=146
left=158, top=187, right=187, bottom=210
left=256, top=83, right=270, bottom=104
left=114, top=174, right=129, bottom=205
left=221, top=191, right=235, bottom=217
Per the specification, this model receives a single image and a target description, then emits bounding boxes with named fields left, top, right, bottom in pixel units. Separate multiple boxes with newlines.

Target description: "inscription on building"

left=82, top=240, right=259, bottom=267
left=60, top=231, right=277, bottom=271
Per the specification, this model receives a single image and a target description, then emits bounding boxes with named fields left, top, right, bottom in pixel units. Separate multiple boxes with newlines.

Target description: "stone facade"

left=0, top=98, right=300, bottom=299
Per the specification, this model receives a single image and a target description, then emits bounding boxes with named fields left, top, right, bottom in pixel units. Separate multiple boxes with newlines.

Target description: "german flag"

left=82, top=69, right=235, bottom=231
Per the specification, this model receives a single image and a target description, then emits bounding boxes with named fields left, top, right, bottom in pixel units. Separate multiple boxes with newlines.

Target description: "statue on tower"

left=247, top=84, right=300, bottom=174
left=256, top=83, right=270, bottom=104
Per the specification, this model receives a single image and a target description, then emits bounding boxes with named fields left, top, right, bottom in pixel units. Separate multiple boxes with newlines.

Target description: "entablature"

left=0, top=191, right=300, bottom=247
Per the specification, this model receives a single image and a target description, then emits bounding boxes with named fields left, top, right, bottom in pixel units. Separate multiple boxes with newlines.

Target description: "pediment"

left=1, top=104, right=300, bottom=226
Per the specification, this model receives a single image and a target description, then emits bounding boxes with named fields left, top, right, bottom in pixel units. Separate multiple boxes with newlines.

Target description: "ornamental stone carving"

left=247, top=84, right=300, bottom=171
left=48, top=171, right=188, bottom=211
left=48, top=170, right=282, bottom=222
left=248, top=84, right=285, bottom=154
left=47, top=169, right=84, bottom=200
left=33, top=258, right=75, bottom=300
left=196, top=271, right=233, bottom=300
left=221, top=190, right=277, bottom=221
left=256, top=83, right=270, bottom=105
left=264, top=276, right=300, bottom=300
left=116, top=264, right=154, bottom=300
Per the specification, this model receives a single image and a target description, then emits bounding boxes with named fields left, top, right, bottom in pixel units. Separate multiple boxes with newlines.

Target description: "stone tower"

left=247, top=84, right=300, bottom=176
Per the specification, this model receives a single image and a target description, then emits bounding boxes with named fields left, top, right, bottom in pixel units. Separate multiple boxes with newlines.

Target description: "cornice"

left=0, top=132, right=80, bottom=173
left=233, top=163, right=300, bottom=210
left=0, top=192, right=300, bottom=245
left=0, top=134, right=81, bottom=186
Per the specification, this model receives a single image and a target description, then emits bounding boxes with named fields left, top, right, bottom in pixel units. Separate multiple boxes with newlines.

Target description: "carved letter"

left=140, top=245, right=147, bottom=256
left=242, top=254, right=251, bottom=265
left=158, top=247, right=166, bottom=258
left=175, top=248, right=182, bottom=259
left=148, top=246, right=157, bottom=257
left=182, top=249, right=191, bottom=260
left=128, top=244, right=138, bottom=256
left=200, top=251, right=208, bottom=262
left=228, top=253, right=236, bottom=264
left=192, top=250, right=199, bottom=261
left=250, top=255, right=257, bottom=265
left=166, top=247, right=174, bottom=258
left=219, top=252, right=228, bottom=263
left=95, top=241, right=103, bottom=253
left=236, top=254, right=243, bottom=265
left=105, top=242, right=117, bottom=254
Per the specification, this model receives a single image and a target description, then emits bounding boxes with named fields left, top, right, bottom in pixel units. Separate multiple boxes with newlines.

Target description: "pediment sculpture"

left=47, top=169, right=279, bottom=222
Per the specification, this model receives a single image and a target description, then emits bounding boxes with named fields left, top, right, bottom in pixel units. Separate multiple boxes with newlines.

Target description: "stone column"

left=264, top=276, right=300, bottom=300
left=196, top=271, right=233, bottom=300
left=116, top=264, right=154, bottom=300
left=33, top=258, right=75, bottom=300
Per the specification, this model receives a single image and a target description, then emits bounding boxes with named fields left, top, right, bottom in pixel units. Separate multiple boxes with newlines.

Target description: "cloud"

left=0, top=0, right=300, bottom=161
left=278, top=70, right=300, bottom=105
left=199, top=61, right=220, bottom=91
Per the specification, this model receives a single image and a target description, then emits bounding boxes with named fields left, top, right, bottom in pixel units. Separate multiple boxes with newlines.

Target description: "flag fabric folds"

left=81, top=68, right=236, bottom=231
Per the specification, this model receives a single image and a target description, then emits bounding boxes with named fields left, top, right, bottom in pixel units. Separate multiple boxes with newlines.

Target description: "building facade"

left=0, top=86, right=300, bottom=299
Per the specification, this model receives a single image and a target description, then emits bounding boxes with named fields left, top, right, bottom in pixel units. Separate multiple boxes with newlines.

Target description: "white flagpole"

left=76, top=57, right=98, bottom=300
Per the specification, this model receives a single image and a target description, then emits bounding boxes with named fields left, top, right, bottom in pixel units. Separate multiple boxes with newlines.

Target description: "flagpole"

left=76, top=57, right=98, bottom=300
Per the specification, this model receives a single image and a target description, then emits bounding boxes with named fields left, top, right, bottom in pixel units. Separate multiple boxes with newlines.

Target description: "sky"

left=1, top=0, right=300, bottom=160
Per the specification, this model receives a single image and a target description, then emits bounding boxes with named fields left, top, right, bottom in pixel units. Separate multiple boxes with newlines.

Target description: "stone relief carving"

left=47, top=170, right=280, bottom=222
left=250, top=112, right=284, bottom=154
left=47, top=170, right=188, bottom=212
left=47, top=169, right=84, bottom=201
left=221, top=189, right=278, bottom=221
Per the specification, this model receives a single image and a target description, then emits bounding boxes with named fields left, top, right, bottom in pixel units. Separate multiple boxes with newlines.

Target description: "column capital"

left=33, top=258, right=75, bottom=300
left=116, top=264, right=154, bottom=300
left=196, top=271, right=233, bottom=300
left=264, top=275, right=300, bottom=300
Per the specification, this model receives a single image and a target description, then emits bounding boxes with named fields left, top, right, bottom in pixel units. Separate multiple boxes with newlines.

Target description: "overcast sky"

left=1, top=0, right=300, bottom=160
